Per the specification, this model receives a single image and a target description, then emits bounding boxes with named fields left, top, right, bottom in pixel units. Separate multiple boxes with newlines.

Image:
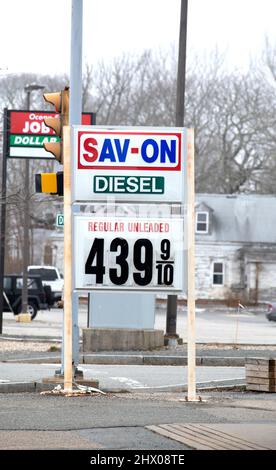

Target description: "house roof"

left=196, top=194, right=276, bottom=243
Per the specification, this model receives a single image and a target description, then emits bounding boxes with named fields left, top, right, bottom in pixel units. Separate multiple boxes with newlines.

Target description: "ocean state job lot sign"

left=72, top=126, right=187, bottom=202
left=8, top=110, right=94, bottom=159
left=74, top=215, right=184, bottom=292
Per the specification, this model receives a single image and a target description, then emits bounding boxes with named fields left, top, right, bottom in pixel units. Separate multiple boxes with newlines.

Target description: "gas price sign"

left=74, top=216, right=184, bottom=292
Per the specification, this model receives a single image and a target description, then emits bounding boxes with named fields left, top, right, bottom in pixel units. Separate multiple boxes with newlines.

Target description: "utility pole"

left=21, top=89, right=31, bottom=315
left=0, top=108, right=8, bottom=334
left=166, top=0, right=188, bottom=342
left=175, top=0, right=188, bottom=127
left=63, top=0, right=83, bottom=393
left=69, top=0, right=83, bottom=383
left=21, top=85, right=45, bottom=315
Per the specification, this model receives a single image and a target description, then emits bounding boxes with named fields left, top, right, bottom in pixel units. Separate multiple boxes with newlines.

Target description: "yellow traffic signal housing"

left=35, top=172, right=63, bottom=196
left=43, top=87, right=69, bottom=163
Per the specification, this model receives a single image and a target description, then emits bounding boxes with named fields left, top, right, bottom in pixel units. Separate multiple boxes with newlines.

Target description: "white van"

left=28, top=265, right=64, bottom=304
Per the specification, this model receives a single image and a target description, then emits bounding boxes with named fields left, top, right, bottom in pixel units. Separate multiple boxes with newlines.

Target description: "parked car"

left=266, top=303, right=276, bottom=322
left=3, top=274, right=51, bottom=320
left=28, top=265, right=64, bottom=304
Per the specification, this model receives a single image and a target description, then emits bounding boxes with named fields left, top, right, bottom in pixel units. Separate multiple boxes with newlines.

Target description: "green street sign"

left=56, top=214, right=64, bottom=227
left=93, top=175, right=164, bottom=194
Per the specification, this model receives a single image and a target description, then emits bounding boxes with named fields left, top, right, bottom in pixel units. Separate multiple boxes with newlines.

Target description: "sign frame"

left=72, top=125, right=188, bottom=204
left=71, top=125, right=191, bottom=295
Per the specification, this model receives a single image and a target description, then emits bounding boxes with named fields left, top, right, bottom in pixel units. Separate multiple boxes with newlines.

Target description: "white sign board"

left=74, top=215, right=184, bottom=292
left=72, top=126, right=187, bottom=203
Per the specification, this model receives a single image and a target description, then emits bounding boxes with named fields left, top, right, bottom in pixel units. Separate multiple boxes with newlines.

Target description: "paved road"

left=0, top=363, right=245, bottom=391
left=2, top=305, right=276, bottom=345
left=2, top=308, right=276, bottom=452
left=0, top=391, right=275, bottom=450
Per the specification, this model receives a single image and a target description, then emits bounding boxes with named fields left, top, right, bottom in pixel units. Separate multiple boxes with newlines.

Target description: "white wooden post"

left=63, top=126, right=73, bottom=393
left=187, top=128, right=197, bottom=401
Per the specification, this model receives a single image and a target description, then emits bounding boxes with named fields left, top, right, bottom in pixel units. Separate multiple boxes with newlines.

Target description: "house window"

left=3, top=277, right=12, bottom=290
left=213, top=262, right=224, bottom=285
left=196, top=211, right=209, bottom=233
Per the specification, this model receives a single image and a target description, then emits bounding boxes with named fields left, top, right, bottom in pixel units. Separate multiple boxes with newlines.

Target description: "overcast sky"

left=1, top=0, right=276, bottom=76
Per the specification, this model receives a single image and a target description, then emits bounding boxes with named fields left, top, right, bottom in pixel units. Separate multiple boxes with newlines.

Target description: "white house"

left=195, top=194, right=276, bottom=304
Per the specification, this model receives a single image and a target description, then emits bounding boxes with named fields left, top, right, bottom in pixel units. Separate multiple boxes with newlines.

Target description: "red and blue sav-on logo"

left=78, top=131, right=182, bottom=171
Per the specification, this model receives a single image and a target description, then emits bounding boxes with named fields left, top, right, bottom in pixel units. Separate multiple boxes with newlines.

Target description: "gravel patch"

left=0, top=340, right=60, bottom=353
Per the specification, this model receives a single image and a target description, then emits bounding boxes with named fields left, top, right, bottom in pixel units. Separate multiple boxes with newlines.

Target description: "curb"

left=0, top=335, right=62, bottom=343
left=81, top=354, right=246, bottom=367
left=2, top=354, right=245, bottom=367
left=1, top=335, right=276, bottom=350
left=4, top=355, right=246, bottom=367
left=5, top=356, right=61, bottom=364
left=0, top=379, right=246, bottom=394
left=0, top=381, right=54, bottom=393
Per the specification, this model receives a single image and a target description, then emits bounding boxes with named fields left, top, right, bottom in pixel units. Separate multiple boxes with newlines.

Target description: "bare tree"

left=3, top=46, right=276, bottom=269
left=86, top=49, right=176, bottom=126
left=184, top=52, right=274, bottom=194
left=0, top=73, right=67, bottom=269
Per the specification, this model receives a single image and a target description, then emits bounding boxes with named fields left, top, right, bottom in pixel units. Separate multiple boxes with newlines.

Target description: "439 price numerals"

left=85, top=237, right=174, bottom=287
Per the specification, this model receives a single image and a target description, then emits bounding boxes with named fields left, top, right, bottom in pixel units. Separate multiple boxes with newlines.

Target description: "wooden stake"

left=63, top=126, right=73, bottom=393
left=187, top=128, right=197, bottom=401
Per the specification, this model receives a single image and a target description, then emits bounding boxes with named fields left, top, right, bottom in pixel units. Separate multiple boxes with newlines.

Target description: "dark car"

left=266, top=303, right=276, bottom=322
left=3, top=274, right=51, bottom=320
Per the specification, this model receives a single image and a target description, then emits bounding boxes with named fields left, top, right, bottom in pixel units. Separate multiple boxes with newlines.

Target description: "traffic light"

left=35, top=172, right=63, bottom=196
left=43, top=86, right=69, bottom=163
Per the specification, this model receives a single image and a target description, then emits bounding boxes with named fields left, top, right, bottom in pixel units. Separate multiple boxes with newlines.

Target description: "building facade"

left=195, top=194, right=276, bottom=304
